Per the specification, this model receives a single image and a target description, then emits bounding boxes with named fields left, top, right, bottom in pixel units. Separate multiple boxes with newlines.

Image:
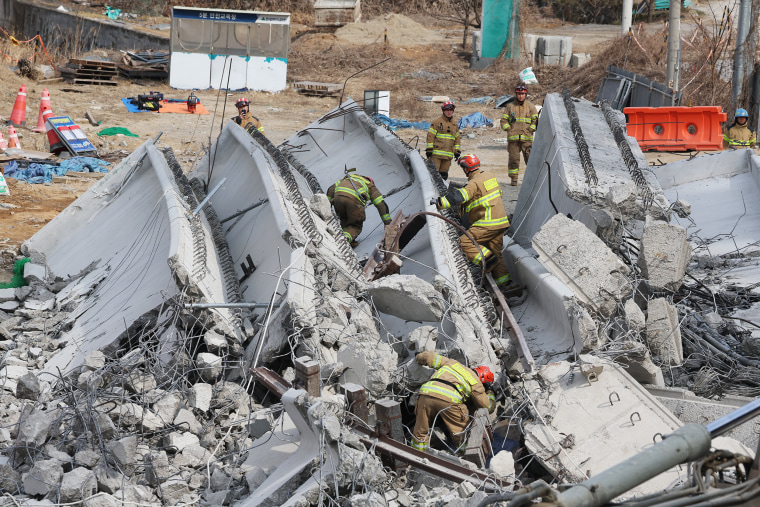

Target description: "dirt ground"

left=0, top=2, right=741, bottom=279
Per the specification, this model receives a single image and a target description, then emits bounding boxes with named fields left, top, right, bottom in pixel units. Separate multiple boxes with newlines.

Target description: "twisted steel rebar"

left=562, top=87, right=598, bottom=187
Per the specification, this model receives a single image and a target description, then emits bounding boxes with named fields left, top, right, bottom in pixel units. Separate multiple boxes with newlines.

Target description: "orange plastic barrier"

left=624, top=106, right=726, bottom=151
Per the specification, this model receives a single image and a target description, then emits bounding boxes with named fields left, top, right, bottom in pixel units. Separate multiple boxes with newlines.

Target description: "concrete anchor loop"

left=609, top=392, right=620, bottom=405
left=653, top=432, right=663, bottom=443
left=586, top=371, right=598, bottom=385
left=630, top=412, right=641, bottom=426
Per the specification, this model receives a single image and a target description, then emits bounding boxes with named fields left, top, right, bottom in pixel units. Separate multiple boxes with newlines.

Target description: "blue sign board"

left=46, top=116, right=97, bottom=155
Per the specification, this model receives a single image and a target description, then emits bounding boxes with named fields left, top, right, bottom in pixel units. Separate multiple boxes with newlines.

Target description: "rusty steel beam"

left=251, top=367, right=292, bottom=398
left=485, top=273, right=535, bottom=373
left=351, top=422, right=510, bottom=493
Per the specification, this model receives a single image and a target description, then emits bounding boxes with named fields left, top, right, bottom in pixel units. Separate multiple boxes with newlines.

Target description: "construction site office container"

left=170, top=6, right=290, bottom=92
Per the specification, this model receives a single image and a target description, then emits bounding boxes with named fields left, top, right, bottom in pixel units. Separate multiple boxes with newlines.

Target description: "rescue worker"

left=500, top=84, right=538, bottom=186
left=723, top=108, right=756, bottom=149
left=411, top=350, right=496, bottom=452
left=435, top=154, right=512, bottom=287
left=426, top=101, right=461, bottom=181
left=233, top=97, right=265, bottom=135
left=327, top=172, right=392, bottom=246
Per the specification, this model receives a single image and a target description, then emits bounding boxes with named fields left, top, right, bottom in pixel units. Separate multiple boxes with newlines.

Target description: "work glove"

left=425, top=149, right=433, bottom=158
left=454, top=151, right=461, bottom=161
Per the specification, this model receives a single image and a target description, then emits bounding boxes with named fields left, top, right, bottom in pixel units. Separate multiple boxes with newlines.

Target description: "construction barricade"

left=624, top=106, right=726, bottom=151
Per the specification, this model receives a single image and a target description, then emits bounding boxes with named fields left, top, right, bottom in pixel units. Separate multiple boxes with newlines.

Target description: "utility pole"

left=666, top=0, right=681, bottom=96
left=730, top=0, right=752, bottom=115
left=622, top=0, right=632, bottom=35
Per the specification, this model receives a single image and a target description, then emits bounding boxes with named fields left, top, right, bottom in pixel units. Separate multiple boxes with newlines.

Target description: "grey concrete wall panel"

left=13, top=0, right=168, bottom=51
left=22, top=142, right=234, bottom=375
left=653, top=149, right=760, bottom=258
left=503, top=242, right=583, bottom=363
left=510, top=93, right=668, bottom=248
left=281, top=100, right=498, bottom=367
left=597, top=66, right=681, bottom=110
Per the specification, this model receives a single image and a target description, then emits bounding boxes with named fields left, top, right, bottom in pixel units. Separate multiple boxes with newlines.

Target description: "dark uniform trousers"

left=332, top=194, right=366, bottom=242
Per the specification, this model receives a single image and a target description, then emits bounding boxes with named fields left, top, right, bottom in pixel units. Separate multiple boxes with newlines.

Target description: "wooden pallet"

left=63, top=59, right=118, bottom=85
left=72, top=78, right=118, bottom=86
left=294, top=81, right=341, bottom=97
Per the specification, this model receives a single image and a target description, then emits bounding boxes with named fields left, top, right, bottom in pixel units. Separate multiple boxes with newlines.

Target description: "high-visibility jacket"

left=724, top=123, right=755, bottom=148
left=438, top=169, right=510, bottom=229
left=326, top=174, right=391, bottom=224
left=500, top=100, right=538, bottom=142
left=234, top=115, right=265, bottom=135
left=416, top=351, right=494, bottom=411
left=426, top=115, right=461, bottom=160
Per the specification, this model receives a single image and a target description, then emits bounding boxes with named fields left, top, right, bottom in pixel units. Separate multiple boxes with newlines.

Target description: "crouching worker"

left=434, top=154, right=512, bottom=287
left=327, top=172, right=392, bottom=246
left=411, top=351, right=496, bottom=453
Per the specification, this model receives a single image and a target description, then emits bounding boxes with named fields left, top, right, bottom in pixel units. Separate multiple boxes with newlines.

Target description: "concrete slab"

left=510, top=93, right=668, bottom=248
left=22, top=142, right=237, bottom=375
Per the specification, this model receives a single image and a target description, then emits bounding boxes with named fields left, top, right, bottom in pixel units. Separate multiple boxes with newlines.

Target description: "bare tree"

left=434, top=0, right=483, bottom=49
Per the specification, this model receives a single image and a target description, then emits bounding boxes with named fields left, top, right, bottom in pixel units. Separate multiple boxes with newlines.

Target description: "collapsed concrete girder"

left=22, top=140, right=239, bottom=376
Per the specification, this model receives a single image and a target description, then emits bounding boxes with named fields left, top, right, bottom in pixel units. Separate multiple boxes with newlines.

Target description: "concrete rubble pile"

left=0, top=95, right=757, bottom=507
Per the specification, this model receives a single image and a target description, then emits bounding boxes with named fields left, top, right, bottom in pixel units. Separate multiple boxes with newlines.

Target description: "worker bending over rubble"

left=327, top=172, right=392, bottom=246
left=233, top=97, right=265, bottom=135
left=501, top=84, right=538, bottom=186
left=411, top=351, right=495, bottom=452
left=426, top=101, right=461, bottom=180
left=724, top=108, right=756, bottom=149
left=435, top=154, right=512, bottom=287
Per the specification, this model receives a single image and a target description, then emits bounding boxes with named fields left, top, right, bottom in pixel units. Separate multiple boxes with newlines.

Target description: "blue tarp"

left=462, top=97, right=494, bottom=105
left=5, top=157, right=110, bottom=184
left=458, top=112, right=493, bottom=129
left=374, top=114, right=431, bottom=131
left=121, top=98, right=146, bottom=113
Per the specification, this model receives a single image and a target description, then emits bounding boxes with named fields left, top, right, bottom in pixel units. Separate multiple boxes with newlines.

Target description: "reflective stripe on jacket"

left=415, top=351, right=492, bottom=411
left=439, top=170, right=510, bottom=229
left=724, top=124, right=756, bottom=148
left=500, top=100, right=538, bottom=142
left=426, top=115, right=461, bottom=159
left=326, top=174, right=391, bottom=223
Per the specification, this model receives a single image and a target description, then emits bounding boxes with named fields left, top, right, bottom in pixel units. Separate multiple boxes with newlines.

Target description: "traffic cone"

left=9, top=84, right=27, bottom=127
left=32, top=89, right=51, bottom=133
left=0, top=131, right=6, bottom=150
left=8, top=125, right=20, bottom=149
left=43, top=109, right=64, bottom=154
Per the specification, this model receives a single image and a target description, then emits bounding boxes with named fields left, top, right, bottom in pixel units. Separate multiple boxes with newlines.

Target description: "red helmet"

left=474, top=365, right=494, bottom=384
left=235, top=97, right=250, bottom=108
left=515, top=84, right=528, bottom=94
left=458, top=154, right=480, bottom=173
left=441, top=101, right=455, bottom=111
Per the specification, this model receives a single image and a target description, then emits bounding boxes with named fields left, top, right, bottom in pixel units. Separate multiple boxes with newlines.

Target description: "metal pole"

left=706, top=396, right=760, bottom=438
left=666, top=0, right=681, bottom=91
left=183, top=302, right=280, bottom=309
left=622, top=0, right=632, bottom=35
left=731, top=0, right=753, bottom=114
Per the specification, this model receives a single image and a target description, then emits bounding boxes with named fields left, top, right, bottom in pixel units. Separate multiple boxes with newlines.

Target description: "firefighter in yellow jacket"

left=327, top=173, right=392, bottom=245
left=426, top=101, right=461, bottom=181
left=723, top=108, right=756, bottom=149
left=411, top=351, right=495, bottom=452
left=435, top=154, right=511, bottom=287
left=500, top=84, right=538, bottom=186
left=233, top=97, right=265, bottom=135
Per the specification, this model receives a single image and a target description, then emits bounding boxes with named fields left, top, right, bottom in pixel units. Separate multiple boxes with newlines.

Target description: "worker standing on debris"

left=411, top=350, right=495, bottom=452
left=500, top=84, right=538, bottom=186
left=233, top=97, right=265, bottom=135
left=327, top=172, right=392, bottom=246
left=426, top=101, right=461, bottom=181
left=723, top=108, right=756, bottom=149
left=435, top=154, right=512, bottom=287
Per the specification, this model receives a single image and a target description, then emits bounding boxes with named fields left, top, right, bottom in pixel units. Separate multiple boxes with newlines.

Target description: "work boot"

left=350, top=241, right=359, bottom=248
left=510, top=175, right=519, bottom=186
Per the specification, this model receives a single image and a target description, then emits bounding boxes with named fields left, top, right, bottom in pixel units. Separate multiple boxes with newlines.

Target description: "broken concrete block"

left=109, top=402, right=145, bottom=428
left=579, top=354, right=604, bottom=380
left=673, top=199, right=691, bottom=218
left=369, top=274, right=445, bottom=322
left=572, top=306, right=601, bottom=352
left=59, top=467, right=97, bottom=504
left=490, top=450, right=515, bottom=478
left=16, top=371, right=40, bottom=400
left=624, top=299, right=646, bottom=332
left=17, top=411, right=52, bottom=448
left=163, top=431, right=200, bottom=453
left=174, top=408, right=202, bottom=435
left=203, top=329, right=228, bottom=354
left=606, top=183, right=637, bottom=213
left=704, top=312, right=723, bottom=329
left=0, top=288, right=15, bottom=302
left=348, top=492, right=387, bottom=507
left=24, top=299, right=54, bottom=311
left=159, top=479, right=191, bottom=505
left=741, top=336, right=760, bottom=356
left=95, top=465, right=124, bottom=495
left=74, top=449, right=101, bottom=469
left=140, top=409, right=165, bottom=433
left=615, top=341, right=665, bottom=386
left=23, top=459, right=63, bottom=496
left=646, top=298, right=683, bottom=365
left=175, top=443, right=212, bottom=468
left=125, top=371, right=157, bottom=394
left=532, top=214, right=631, bottom=317
left=245, top=466, right=269, bottom=491
left=569, top=53, right=591, bottom=67
left=114, top=484, right=158, bottom=505
left=107, top=435, right=137, bottom=468
left=338, top=338, right=398, bottom=397
left=23, top=262, right=46, bottom=284
left=405, top=325, right=438, bottom=352
left=196, top=352, right=223, bottom=382
left=83, top=350, right=106, bottom=371
left=638, top=219, right=691, bottom=291
left=310, top=193, right=334, bottom=222
left=0, top=464, right=21, bottom=494
left=188, top=383, right=212, bottom=412
left=247, top=412, right=274, bottom=439
left=0, top=301, right=19, bottom=311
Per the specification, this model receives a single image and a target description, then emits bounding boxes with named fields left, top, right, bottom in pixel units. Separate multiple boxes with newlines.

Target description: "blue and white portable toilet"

left=170, top=6, right=290, bottom=91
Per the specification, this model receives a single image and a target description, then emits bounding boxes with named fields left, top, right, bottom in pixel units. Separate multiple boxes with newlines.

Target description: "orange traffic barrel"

left=624, top=106, right=726, bottom=151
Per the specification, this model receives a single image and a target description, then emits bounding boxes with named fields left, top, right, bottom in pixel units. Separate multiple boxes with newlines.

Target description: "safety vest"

left=500, top=100, right=538, bottom=142
left=419, top=363, right=479, bottom=404
left=440, top=170, right=510, bottom=229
